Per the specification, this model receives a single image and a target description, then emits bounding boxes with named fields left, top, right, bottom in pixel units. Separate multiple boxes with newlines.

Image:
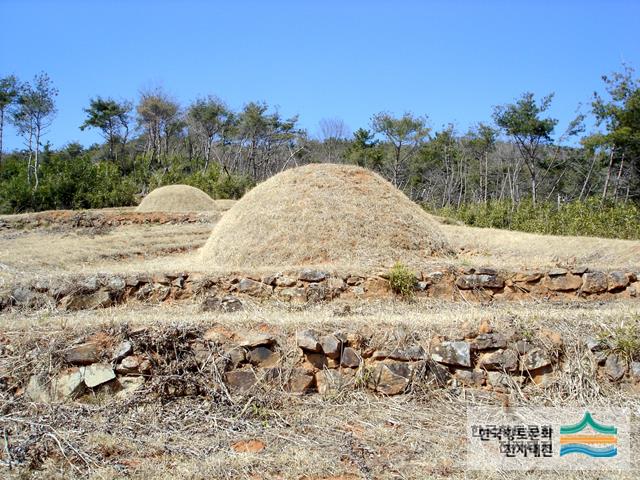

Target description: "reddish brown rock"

left=542, top=273, right=582, bottom=291
left=478, top=349, right=518, bottom=372
left=373, top=362, right=412, bottom=395
left=64, top=343, right=101, bottom=366
left=581, top=272, right=608, bottom=294
left=608, top=271, right=629, bottom=291
left=286, top=369, right=315, bottom=393
left=340, top=347, right=361, bottom=368
left=225, top=370, right=257, bottom=392
left=454, top=369, right=486, bottom=387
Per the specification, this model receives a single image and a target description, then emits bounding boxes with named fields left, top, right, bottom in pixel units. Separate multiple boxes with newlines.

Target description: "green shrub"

left=388, top=262, right=417, bottom=297
left=599, top=321, right=640, bottom=362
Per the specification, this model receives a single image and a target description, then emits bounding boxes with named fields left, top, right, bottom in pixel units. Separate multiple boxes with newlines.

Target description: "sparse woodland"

left=0, top=66, right=639, bottom=238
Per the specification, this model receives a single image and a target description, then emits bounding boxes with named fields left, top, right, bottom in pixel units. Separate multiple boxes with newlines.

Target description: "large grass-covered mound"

left=201, top=163, right=449, bottom=269
left=136, top=185, right=217, bottom=213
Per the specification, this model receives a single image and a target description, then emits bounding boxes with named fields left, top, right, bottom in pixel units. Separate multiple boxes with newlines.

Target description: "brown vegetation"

left=136, top=184, right=217, bottom=213
left=201, top=164, right=449, bottom=270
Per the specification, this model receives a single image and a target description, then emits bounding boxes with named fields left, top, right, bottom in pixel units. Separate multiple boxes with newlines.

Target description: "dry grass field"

left=1, top=301, right=639, bottom=479
left=0, top=181, right=639, bottom=478
left=1, top=209, right=638, bottom=283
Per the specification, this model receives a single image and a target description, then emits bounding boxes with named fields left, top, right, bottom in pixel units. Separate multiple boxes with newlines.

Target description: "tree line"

left=0, top=66, right=638, bottom=216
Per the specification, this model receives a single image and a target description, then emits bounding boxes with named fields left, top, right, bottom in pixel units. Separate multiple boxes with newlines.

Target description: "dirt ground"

left=0, top=208, right=639, bottom=479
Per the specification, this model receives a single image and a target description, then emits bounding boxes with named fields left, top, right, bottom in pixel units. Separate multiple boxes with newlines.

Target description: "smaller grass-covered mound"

left=136, top=185, right=217, bottom=213
left=201, top=163, right=449, bottom=270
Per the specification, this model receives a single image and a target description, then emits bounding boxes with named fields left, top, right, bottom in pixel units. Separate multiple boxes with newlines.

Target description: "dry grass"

left=1, top=208, right=638, bottom=283
left=1, top=300, right=639, bottom=479
left=200, top=164, right=449, bottom=270
left=0, top=223, right=212, bottom=284
left=136, top=184, right=218, bottom=213
left=442, top=223, right=640, bottom=271
left=214, top=199, right=237, bottom=211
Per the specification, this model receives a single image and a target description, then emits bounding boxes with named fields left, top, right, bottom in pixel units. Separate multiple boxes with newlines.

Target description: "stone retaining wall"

left=21, top=321, right=640, bottom=403
left=3, top=266, right=639, bottom=312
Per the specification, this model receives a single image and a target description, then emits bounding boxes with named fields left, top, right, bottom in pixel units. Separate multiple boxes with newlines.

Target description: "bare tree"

left=318, top=117, right=350, bottom=162
left=11, top=72, right=57, bottom=189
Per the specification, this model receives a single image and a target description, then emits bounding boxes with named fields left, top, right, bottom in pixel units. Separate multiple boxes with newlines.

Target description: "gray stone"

left=604, top=354, right=626, bottom=382
left=236, top=278, right=272, bottom=297
left=472, top=333, right=507, bottom=350
left=521, top=348, right=552, bottom=371
left=630, top=362, right=640, bottom=383
left=581, top=272, right=608, bottom=294
left=373, top=362, right=412, bottom=395
left=456, top=274, right=504, bottom=290
left=431, top=341, right=471, bottom=367
left=26, top=374, right=51, bottom=402
left=237, top=332, right=275, bottom=348
left=306, top=283, right=329, bottom=302
left=298, top=269, right=327, bottom=282
left=296, top=329, right=321, bottom=352
left=424, top=271, right=444, bottom=283
left=374, top=346, right=426, bottom=361
left=326, top=277, right=346, bottom=291
left=116, top=376, right=145, bottom=399
left=83, top=363, right=116, bottom=388
left=225, top=369, right=257, bottom=392
left=478, top=349, right=518, bottom=371
left=416, top=281, right=429, bottom=291
left=201, top=295, right=243, bottom=312
left=79, top=275, right=100, bottom=292
left=279, top=287, right=307, bottom=302
left=319, top=334, right=342, bottom=358
left=106, top=276, right=126, bottom=292
left=608, top=271, right=629, bottom=291
left=52, top=368, right=84, bottom=399
left=275, top=276, right=297, bottom=287
left=486, top=371, right=515, bottom=389
left=247, top=347, right=280, bottom=367
left=112, top=341, right=133, bottom=361
left=224, top=347, right=246, bottom=368
left=416, top=359, right=451, bottom=386
left=116, top=355, right=150, bottom=374
left=548, top=268, right=568, bottom=276
left=454, top=369, right=486, bottom=387
left=11, top=286, right=34, bottom=305
left=64, top=343, right=101, bottom=366
left=515, top=340, right=533, bottom=354
left=585, top=336, right=607, bottom=352
left=340, top=347, right=361, bottom=368
left=60, top=290, right=112, bottom=311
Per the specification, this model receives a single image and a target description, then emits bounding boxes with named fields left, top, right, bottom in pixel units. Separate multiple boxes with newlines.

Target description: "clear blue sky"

left=1, top=0, right=639, bottom=150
